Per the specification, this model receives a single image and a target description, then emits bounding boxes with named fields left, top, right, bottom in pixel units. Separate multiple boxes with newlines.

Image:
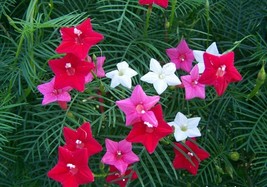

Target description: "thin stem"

left=144, top=4, right=153, bottom=38
left=169, top=0, right=177, bottom=30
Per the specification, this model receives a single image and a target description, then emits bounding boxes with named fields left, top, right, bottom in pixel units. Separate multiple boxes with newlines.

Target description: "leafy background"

left=0, top=0, right=266, bottom=186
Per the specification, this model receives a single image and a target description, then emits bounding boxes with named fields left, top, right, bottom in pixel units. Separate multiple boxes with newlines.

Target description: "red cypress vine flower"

left=139, top=0, right=169, bottom=8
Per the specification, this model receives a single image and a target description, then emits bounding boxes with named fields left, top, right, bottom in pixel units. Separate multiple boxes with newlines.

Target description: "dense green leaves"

left=0, top=0, right=266, bottom=186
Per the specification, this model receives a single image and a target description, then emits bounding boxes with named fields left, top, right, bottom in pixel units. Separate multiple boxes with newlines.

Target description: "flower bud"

left=256, top=64, right=266, bottom=84
left=229, top=151, right=240, bottom=161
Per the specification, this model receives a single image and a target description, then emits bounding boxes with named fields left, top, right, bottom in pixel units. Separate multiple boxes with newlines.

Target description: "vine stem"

left=169, top=0, right=177, bottom=30
left=144, top=4, right=153, bottom=38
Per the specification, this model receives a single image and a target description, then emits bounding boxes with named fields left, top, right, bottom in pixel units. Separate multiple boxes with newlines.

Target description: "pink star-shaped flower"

left=48, top=147, right=94, bottom=187
left=166, top=39, right=195, bottom=72
left=63, top=122, right=102, bottom=158
left=37, top=77, right=72, bottom=105
left=139, top=0, right=168, bottom=8
left=101, top=139, right=139, bottom=174
left=198, top=51, right=242, bottom=96
left=126, top=104, right=173, bottom=154
left=56, top=18, right=104, bottom=60
left=173, top=139, right=210, bottom=175
left=181, top=65, right=205, bottom=100
left=106, top=165, right=138, bottom=187
left=116, top=85, right=160, bottom=126
left=48, top=53, right=94, bottom=92
left=85, top=56, right=106, bottom=83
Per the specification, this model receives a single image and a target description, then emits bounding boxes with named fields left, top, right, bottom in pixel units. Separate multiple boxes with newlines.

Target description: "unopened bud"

left=256, top=64, right=266, bottom=84
left=229, top=151, right=240, bottom=161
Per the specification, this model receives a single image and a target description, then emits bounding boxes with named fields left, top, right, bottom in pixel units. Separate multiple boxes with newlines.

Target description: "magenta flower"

left=116, top=85, right=160, bottom=126
left=181, top=65, right=205, bottom=100
left=37, top=77, right=72, bottom=105
left=85, top=56, right=106, bottom=83
left=101, top=139, right=139, bottom=174
left=166, top=39, right=195, bottom=73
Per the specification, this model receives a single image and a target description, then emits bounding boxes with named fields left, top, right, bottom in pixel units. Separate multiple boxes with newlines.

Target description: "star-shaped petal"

left=116, top=85, right=160, bottom=126
left=139, top=0, right=169, bottom=8
left=126, top=104, right=173, bottom=154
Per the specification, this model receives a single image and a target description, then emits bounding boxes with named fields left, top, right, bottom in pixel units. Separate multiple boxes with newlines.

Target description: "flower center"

left=192, top=80, right=198, bottom=86
left=136, top=104, right=145, bottom=114
left=52, top=89, right=62, bottom=95
left=74, top=28, right=82, bottom=36
left=144, top=121, right=154, bottom=133
left=158, top=73, right=165, bottom=79
left=216, top=65, right=226, bottom=77
left=187, top=152, right=194, bottom=157
left=179, top=54, right=186, bottom=62
left=180, top=124, right=188, bottom=132
left=75, top=139, right=84, bottom=149
left=65, top=63, right=76, bottom=76
left=74, top=28, right=83, bottom=45
left=118, top=70, right=125, bottom=76
left=116, top=150, right=123, bottom=159
left=66, top=163, right=78, bottom=175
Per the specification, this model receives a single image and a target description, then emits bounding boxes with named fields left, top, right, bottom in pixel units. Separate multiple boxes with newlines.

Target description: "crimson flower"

left=166, top=39, right=195, bottom=72
left=63, top=122, right=102, bottom=158
left=48, top=147, right=94, bottom=187
left=198, top=51, right=242, bottom=96
left=101, top=139, right=139, bottom=174
left=173, top=140, right=210, bottom=175
left=116, top=85, right=160, bottom=126
left=56, top=18, right=104, bottom=59
left=126, top=104, right=173, bottom=154
left=49, top=53, right=94, bottom=92
left=139, top=0, right=168, bottom=8
left=106, top=165, right=138, bottom=187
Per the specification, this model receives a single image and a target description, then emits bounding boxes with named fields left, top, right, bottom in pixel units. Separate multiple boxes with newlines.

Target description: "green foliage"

left=0, top=0, right=266, bottom=186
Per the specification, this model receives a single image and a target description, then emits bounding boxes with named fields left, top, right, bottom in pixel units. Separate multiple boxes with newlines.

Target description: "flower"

left=106, top=165, right=138, bottom=187
left=193, top=42, right=220, bottom=73
left=126, top=104, right=173, bottom=154
left=48, top=147, right=94, bottom=187
left=181, top=65, right=205, bottom=100
left=48, top=53, right=94, bottom=92
left=139, top=0, right=169, bottom=8
left=56, top=18, right=104, bottom=60
left=172, top=139, right=210, bottom=175
left=63, top=122, right=102, bottom=158
left=101, top=139, right=139, bottom=174
left=168, top=112, right=201, bottom=142
left=106, top=61, right=137, bottom=89
left=116, top=85, right=160, bottom=126
left=166, top=39, right=195, bottom=73
left=198, top=51, right=242, bottom=96
left=37, top=77, right=72, bottom=105
left=141, top=58, right=181, bottom=95
left=85, top=56, right=106, bottom=83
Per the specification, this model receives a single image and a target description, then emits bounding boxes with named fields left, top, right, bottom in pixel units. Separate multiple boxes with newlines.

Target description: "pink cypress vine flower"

left=47, top=147, right=94, bottom=187
left=101, top=139, right=139, bottom=174
left=37, top=77, right=72, bottom=107
left=56, top=18, right=104, bottom=60
left=116, top=85, right=160, bottom=127
left=166, top=39, right=195, bottom=73
left=106, top=165, right=138, bottom=187
left=198, top=51, right=242, bottom=96
left=85, top=56, right=106, bottom=83
left=172, top=139, right=210, bottom=175
left=139, top=0, right=169, bottom=8
left=48, top=53, right=94, bottom=92
left=63, top=122, right=102, bottom=158
left=181, top=65, right=205, bottom=100
left=126, top=104, right=173, bottom=154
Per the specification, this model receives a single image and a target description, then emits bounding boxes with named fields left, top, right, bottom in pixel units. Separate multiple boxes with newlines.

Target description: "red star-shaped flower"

left=56, top=18, right=104, bottom=59
left=48, top=53, right=94, bottom=92
left=106, top=165, right=138, bottom=187
left=172, top=139, right=210, bottom=175
left=126, top=104, right=173, bottom=154
left=63, top=122, right=102, bottom=158
left=139, top=0, right=168, bottom=8
left=47, top=147, right=94, bottom=187
left=198, top=51, right=242, bottom=96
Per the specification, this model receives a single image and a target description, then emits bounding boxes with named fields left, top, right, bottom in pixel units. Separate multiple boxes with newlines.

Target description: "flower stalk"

left=144, top=4, right=153, bottom=37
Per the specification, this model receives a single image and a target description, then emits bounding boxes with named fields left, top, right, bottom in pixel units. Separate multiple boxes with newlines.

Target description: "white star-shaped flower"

left=140, top=58, right=181, bottom=95
left=193, top=42, right=220, bottom=73
left=106, top=61, right=137, bottom=89
left=168, top=112, right=201, bottom=142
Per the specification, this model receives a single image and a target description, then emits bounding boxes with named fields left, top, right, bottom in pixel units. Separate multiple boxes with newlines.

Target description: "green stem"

left=144, top=4, right=153, bottom=38
left=169, top=0, right=177, bottom=30
left=205, top=0, right=210, bottom=45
